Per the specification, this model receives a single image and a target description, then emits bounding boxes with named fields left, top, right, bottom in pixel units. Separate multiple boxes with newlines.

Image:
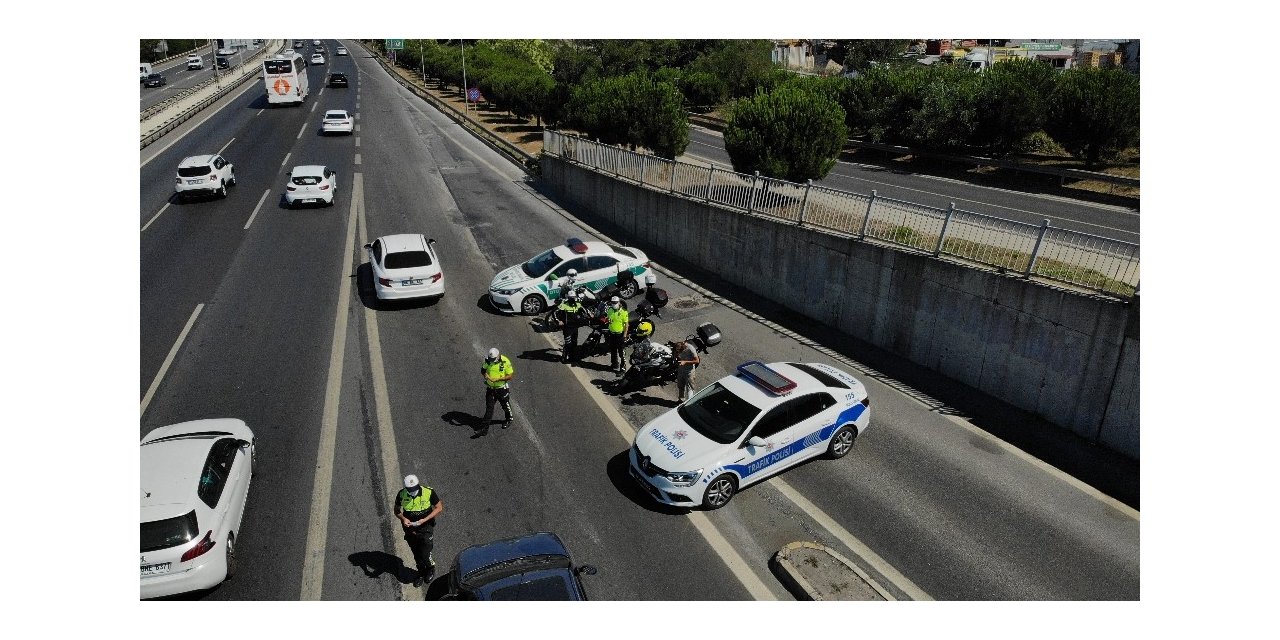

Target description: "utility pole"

left=460, top=39, right=469, bottom=114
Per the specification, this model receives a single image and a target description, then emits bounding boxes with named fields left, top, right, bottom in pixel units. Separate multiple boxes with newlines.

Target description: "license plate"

left=401, top=279, right=422, bottom=286
left=303, top=198, right=316, bottom=203
left=187, top=179, right=202, bottom=185
left=141, top=562, right=170, bottom=576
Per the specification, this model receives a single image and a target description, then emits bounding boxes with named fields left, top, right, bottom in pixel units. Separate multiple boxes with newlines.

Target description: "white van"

left=187, top=54, right=204, bottom=70
left=140, top=63, right=153, bottom=80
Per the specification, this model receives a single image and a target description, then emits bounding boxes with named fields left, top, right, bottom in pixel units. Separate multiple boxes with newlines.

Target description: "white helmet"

left=645, top=273, right=656, bottom=285
left=567, top=269, right=578, bottom=277
left=567, top=290, right=578, bottom=300
left=486, top=347, right=500, bottom=361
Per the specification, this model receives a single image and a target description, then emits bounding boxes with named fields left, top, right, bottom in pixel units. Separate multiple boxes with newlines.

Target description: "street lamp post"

left=211, top=38, right=221, bottom=87
left=460, top=39, right=469, bottom=114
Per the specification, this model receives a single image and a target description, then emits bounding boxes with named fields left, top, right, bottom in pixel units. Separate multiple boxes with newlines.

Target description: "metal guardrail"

left=142, top=79, right=217, bottom=121
left=544, top=130, right=1139, bottom=298
left=686, top=113, right=1139, bottom=190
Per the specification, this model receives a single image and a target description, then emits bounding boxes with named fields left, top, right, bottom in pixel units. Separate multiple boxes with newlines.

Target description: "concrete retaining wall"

left=542, top=156, right=1139, bottom=459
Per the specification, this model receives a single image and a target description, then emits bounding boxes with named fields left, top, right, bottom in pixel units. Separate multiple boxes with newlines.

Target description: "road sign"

left=468, top=87, right=481, bottom=102
left=385, top=39, right=404, bottom=51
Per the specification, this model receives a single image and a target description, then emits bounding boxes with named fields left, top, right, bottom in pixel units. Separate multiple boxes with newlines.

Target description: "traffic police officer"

left=556, top=290, right=583, bottom=364
left=605, top=296, right=630, bottom=375
left=481, top=347, right=515, bottom=427
left=393, top=474, right=442, bottom=587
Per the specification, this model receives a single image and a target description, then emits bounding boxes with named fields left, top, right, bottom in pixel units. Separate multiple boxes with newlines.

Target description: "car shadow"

left=442, top=410, right=493, bottom=440
left=474, top=293, right=510, bottom=317
left=620, top=392, right=680, bottom=408
left=606, top=450, right=692, bottom=515
left=348, top=550, right=413, bottom=584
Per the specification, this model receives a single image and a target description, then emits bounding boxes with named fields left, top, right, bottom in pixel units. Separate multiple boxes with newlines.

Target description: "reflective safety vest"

left=398, top=486, right=434, bottom=517
left=606, top=306, right=629, bottom=334
left=483, top=355, right=514, bottom=389
left=558, top=300, right=582, bottom=314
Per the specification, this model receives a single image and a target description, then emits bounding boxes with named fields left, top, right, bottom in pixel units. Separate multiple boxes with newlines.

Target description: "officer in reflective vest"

left=605, top=296, right=629, bottom=375
left=393, top=474, right=442, bottom=587
left=481, top=347, right=515, bottom=428
left=556, top=290, right=583, bottom=364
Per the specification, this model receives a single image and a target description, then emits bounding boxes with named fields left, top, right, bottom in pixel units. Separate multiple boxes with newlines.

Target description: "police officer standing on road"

left=605, top=296, right=630, bottom=375
left=556, top=290, right=583, bottom=364
left=481, top=347, right=515, bottom=428
left=393, top=474, right=442, bottom=587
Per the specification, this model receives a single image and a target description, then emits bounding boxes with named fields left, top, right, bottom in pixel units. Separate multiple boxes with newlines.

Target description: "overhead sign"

left=385, top=39, right=404, bottom=50
left=1023, top=42, right=1062, bottom=51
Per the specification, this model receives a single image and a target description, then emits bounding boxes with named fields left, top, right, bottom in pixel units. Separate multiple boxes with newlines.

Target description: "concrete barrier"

left=542, top=155, right=1140, bottom=459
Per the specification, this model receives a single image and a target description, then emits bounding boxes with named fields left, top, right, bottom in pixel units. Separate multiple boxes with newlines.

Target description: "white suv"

left=186, top=54, right=204, bottom=70
left=175, top=154, right=236, bottom=201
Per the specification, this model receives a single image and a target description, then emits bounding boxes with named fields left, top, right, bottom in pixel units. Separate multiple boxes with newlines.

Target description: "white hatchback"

left=175, top=154, right=236, bottom=201
left=321, top=109, right=353, bottom=135
left=141, top=419, right=255, bottom=599
left=311, top=53, right=325, bottom=65
left=365, top=234, right=445, bottom=301
left=336, top=46, right=348, bottom=56
left=186, top=54, right=204, bottom=70
left=629, top=361, right=870, bottom=510
left=285, top=165, right=337, bottom=207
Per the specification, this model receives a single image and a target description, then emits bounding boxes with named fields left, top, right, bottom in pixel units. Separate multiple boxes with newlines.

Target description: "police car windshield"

left=677, top=382, right=762, bottom=445
left=521, top=249, right=561, bottom=278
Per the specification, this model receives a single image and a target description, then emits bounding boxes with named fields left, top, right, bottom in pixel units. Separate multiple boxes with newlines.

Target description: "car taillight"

left=431, top=273, right=442, bottom=283
left=286, top=185, right=296, bottom=191
left=319, top=184, right=330, bottom=190
left=378, top=277, right=392, bottom=287
left=180, top=531, right=216, bottom=562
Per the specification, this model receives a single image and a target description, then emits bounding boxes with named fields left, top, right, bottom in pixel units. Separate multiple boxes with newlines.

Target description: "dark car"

left=328, top=72, right=348, bottom=88
left=144, top=73, right=166, bottom=88
left=216, top=55, right=233, bottom=69
left=445, top=532, right=596, bottom=600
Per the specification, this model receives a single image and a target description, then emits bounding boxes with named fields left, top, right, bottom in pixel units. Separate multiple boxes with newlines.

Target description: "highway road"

left=682, top=127, right=1140, bottom=244
left=139, top=40, right=1139, bottom=601
left=140, top=43, right=268, bottom=111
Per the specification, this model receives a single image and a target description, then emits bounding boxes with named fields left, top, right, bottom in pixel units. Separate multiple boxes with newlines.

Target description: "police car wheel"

left=827, top=425, right=857, bottom=459
left=521, top=295, right=546, bottom=315
left=618, top=279, right=640, bottom=299
left=702, top=474, right=737, bottom=510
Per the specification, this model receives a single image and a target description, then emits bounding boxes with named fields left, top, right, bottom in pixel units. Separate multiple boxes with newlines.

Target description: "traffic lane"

left=141, top=156, right=353, bottom=600
left=686, top=127, right=1139, bottom=241
left=140, top=61, right=236, bottom=111
left=346, top=70, right=760, bottom=599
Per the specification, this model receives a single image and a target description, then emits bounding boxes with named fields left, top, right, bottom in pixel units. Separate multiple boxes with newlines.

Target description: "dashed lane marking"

left=243, top=189, right=271, bottom=230
left=217, top=137, right=235, bottom=155
left=141, top=203, right=170, bottom=232
left=140, top=303, right=203, bottom=417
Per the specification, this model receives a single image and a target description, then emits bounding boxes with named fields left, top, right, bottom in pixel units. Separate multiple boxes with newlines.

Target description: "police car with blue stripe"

left=629, top=361, right=870, bottom=510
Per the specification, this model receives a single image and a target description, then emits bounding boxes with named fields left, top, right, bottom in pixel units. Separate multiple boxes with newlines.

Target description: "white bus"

left=263, top=53, right=309, bottom=106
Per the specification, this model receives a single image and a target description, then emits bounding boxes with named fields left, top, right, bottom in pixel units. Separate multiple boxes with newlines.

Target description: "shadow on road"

left=348, top=550, right=412, bottom=584
left=605, top=450, right=691, bottom=515
left=442, top=410, right=493, bottom=440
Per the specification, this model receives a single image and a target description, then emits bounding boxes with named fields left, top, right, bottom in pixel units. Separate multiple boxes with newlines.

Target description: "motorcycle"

left=580, top=297, right=662, bottom=357
left=608, top=322, right=721, bottom=395
left=542, top=282, right=598, bottom=330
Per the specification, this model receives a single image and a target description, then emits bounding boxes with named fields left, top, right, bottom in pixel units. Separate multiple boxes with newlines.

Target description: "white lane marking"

left=140, top=202, right=170, bottom=232
left=140, top=303, right=203, bottom=417
left=354, top=153, right=361, bottom=165
left=356, top=195, right=421, bottom=601
left=296, top=121, right=308, bottom=139
left=355, top=136, right=360, bottom=147
left=243, top=189, right=272, bottom=229
left=355, top=123, right=360, bottom=133
left=216, top=137, right=235, bottom=155
left=319, top=87, right=325, bottom=98
left=769, top=477, right=933, bottom=600
left=256, top=109, right=264, bottom=116
left=281, top=152, right=291, bottom=168
left=532, top=330, right=777, bottom=600
left=140, top=72, right=262, bottom=168
left=300, top=172, right=361, bottom=600
left=310, top=101, right=318, bottom=113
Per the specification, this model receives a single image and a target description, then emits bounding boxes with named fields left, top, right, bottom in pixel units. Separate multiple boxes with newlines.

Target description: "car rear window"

left=385, top=250, right=432, bottom=269
left=178, top=166, right=211, bottom=177
left=292, top=175, right=322, bottom=185
left=325, top=112, right=347, bottom=119
left=141, top=510, right=198, bottom=552
left=489, top=575, right=575, bottom=600
left=786, top=362, right=849, bottom=389
left=264, top=60, right=292, bottom=74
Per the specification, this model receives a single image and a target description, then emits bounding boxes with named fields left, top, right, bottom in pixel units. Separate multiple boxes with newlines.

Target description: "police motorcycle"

left=580, top=295, right=662, bottom=357
left=542, top=269, right=598, bottom=330
left=607, top=322, right=721, bottom=395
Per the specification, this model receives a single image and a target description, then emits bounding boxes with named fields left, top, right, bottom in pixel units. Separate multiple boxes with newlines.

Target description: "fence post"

left=798, top=179, right=812, bottom=226
left=747, top=171, right=760, bottom=214
left=668, top=158, right=677, bottom=194
left=1026, top=219, right=1051, bottom=277
left=860, top=189, right=877, bottom=238
left=639, top=152, right=647, bottom=186
left=934, top=202, right=955, bottom=256
left=705, top=164, right=716, bottom=203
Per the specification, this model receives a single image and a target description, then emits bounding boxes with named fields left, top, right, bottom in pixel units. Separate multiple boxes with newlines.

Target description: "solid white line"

left=140, top=73, right=262, bottom=168
left=532, top=330, right=777, bottom=600
left=356, top=195, right=420, bottom=601
left=243, top=189, right=271, bottom=229
left=217, top=137, right=235, bottom=155
left=296, top=121, right=308, bottom=139
left=354, top=153, right=361, bottom=165
left=300, top=173, right=361, bottom=601
left=141, top=202, right=170, bottom=232
left=281, top=152, right=291, bottom=168
left=768, top=477, right=934, bottom=600
left=140, top=304, right=203, bottom=417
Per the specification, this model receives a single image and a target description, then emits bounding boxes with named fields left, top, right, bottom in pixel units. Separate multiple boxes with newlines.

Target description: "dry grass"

left=388, top=66, right=545, bottom=157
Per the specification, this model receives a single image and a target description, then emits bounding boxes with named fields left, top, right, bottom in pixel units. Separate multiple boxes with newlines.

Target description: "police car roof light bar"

left=566, top=237, right=589, bottom=254
left=737, top=361, right=797, bottom=395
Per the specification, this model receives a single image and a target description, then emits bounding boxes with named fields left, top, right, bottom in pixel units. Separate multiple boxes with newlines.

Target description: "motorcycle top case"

left=645, top=287, right=669, bottom=308
left=696, top=322, right=722, bottom=347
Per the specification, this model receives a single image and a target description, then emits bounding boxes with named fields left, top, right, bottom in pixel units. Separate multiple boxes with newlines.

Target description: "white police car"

left=629, top=361, right=870, bottom=510
left=488, top=238, right=654, bottom=315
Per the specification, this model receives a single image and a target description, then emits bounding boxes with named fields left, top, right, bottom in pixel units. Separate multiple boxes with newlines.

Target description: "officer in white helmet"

left=393, top=473, right=442, bottom=587
left=481, top=347, right=515, bottom=430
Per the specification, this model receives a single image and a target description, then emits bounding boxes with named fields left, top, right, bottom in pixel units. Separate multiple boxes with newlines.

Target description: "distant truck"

left=140, top=62, right=153, bottom=81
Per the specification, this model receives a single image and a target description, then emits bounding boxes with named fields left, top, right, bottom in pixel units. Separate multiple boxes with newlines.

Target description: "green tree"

left=567, top=73, right=688, bottom=158
left=902, top=64, right=982, bottom=151
left=484, top=39, right=557, bottom=74
left=829, top=39, right=909, bottom=71
left=688, top=40, right=777, bottom=99
left=723, top=84, right=848, bottom=182
left=842, top=65, right=929, bottom=144
left=1045, top=67, right=1140, bottom=168
left=972, top=58, right=1058, bottom=155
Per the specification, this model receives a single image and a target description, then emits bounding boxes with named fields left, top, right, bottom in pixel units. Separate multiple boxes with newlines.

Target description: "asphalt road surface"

left=139, top=40, right=1139, bottom=601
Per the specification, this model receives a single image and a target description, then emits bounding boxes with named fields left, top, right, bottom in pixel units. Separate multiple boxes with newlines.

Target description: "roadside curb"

left=771, top=541, right=892, bottom=601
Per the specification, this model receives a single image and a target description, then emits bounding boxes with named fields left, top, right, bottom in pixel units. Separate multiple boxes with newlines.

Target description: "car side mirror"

left=745, top=436, right=766, bottom=448
left=362, top=243, right=372, bottom=250
left=427, top=238, right=436, bottom=245
left=548, top=274, right=558, bottom=281
left=574, top=565, right=598, bottom=576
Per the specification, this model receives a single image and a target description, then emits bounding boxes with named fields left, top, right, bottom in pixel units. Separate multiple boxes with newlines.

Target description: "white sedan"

left=364, top=233, right=445, bottom=301
left=141, top=419, right=255, bottom=599
left=488, top=237, right=653, bottom=315
left=321, top=109, right=353, bottom=135
left=311, top=53, right=325, bottom=65
left=285, top=165, right=337, bottom=207
left=629, top=361, right=870, bottom=510
left=336, top=46, right=348, bottom=56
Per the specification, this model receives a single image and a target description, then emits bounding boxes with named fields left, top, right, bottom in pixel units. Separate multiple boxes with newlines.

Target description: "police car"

left=629, top=361, right=870, bottom=510
left=488, top=238, right=654, bottom=315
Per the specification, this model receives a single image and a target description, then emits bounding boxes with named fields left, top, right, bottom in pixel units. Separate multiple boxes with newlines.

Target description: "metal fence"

left=544, top=131, right=1139, bottom=298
